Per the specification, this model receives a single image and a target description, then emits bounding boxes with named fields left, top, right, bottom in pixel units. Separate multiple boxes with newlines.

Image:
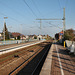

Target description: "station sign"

left=59, top=31, right=63, bottom=35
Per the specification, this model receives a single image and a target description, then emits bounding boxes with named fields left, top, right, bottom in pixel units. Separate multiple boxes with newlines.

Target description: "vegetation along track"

left=0, top=41, right=52, bottom=75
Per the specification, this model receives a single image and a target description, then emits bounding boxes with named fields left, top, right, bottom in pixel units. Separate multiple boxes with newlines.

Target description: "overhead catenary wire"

left=0, top=12, right=24, bottom=33
left=65, top=0, right=68, bottom=8
left=0, top=0, right=38, bottom=25
left=0, top=12, right=22, bottom=24
left=50, top=24, right=62, bottom=29
left=58, top=0, right=68, bottom=9
left=23, top=0, right=38, bottom=18
left=43, top=8, right=63, bottom=17
left=0, top=1, right=26, bottom=19
left=46, top=22, right=63, bottom=29
left=58, top=0, right=62, bottom=9
left=31, top=0, right=44, bottom=17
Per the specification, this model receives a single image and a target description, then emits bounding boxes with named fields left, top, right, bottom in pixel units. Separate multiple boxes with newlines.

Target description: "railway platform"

left=40, top=42, right=75, bottom=75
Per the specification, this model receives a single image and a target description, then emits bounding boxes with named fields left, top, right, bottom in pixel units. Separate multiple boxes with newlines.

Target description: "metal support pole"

left=63, top=8, right=66, bottom=34
left=4, top=19, right=5, bottom=43
left=20, top=24, right=23, bottom=42
left=40, top=20, right=41, bottom=29
left=36, top=8, right=66, bottom=39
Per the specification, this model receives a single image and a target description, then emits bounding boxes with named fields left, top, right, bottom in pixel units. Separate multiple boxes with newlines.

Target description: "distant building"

left=0, top=32, right=3, bottom=40
left=20, top=34, right=26, bottom=40
left=41, top=35, right=47, bottom=39
left=11, top=32, right=26, bottom=40
left=27, top=35, right=37, bottom=40
left=0, top=32, right=2, bottom=36
left=28, top=35, right=35, bottom=39
left=37, top=35, right=42, bottom=40
left=11, top=32, right=21, bottom=40
left=25, top=35, right=29, bottom=39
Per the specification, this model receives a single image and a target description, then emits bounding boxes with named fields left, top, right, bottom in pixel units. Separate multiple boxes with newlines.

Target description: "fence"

left=0, top=40, right=26, bottom=45
left=0, top=39, right=41, bottom=46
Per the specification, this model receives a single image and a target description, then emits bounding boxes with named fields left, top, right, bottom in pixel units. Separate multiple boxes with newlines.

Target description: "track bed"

left=0, top=41, right=52, bottom=75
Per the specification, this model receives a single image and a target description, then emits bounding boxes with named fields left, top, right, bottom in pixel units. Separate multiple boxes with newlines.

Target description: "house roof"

left=28, top=35, right=35, bottom=37
left=12, top=32, right=21, bottom=37
left=12, top=32, right=25, bottom=37
left=20, top=34, right=25, bottom=37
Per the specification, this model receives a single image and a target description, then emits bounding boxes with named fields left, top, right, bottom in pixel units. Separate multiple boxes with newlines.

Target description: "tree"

left=17, top=36, right=20, bottom=40
left=46, top=35, right=52, bottom=40
left=3, top=22, right=9, bottom=40
left=55, top=33, right=59, bottom=40
left=64, top=29, right=75, bottom=41
left=34, top=36, right=37, bottom=39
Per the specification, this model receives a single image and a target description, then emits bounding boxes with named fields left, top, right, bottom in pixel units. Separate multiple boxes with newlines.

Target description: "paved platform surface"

left=0, top=41, right=40, bottom=50
left=0, top=40, right=45, bottom=55
left=40, top=42, right=75, bottom=75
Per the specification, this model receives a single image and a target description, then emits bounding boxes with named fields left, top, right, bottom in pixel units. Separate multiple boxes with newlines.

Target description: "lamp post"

left=4, top=17, right=8, bottom=44
left=20, top=24, right=23, bottom=41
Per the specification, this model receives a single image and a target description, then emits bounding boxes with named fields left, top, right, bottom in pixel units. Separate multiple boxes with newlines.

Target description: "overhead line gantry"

left=36, top=8, right=65, bottom=34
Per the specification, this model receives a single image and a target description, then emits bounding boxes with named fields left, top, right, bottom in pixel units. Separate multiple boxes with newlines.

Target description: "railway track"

left=0, top=41, right=52, bottom=75
left=31, top=44, right=51, bottom=75
left=11, top=42, right=51, bottom=75
left=0, top=45, right=38, bottom=66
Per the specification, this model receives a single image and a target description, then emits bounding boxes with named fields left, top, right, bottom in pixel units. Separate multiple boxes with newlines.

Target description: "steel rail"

left=31, top=45, right=50, bottom=75
left=9, top=46, right=44, bottom=75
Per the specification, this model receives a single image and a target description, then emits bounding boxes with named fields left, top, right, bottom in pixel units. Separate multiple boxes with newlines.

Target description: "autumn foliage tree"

left=64, top=29, right=75, bottom=41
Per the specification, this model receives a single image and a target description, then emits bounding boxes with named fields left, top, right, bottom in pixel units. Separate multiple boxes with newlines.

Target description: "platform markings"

left=0, top=40, right=45, bottom=55
left=55, top=42, right=64, bottom=75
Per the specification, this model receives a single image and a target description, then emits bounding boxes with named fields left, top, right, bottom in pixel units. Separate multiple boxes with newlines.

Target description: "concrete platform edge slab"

left=40, top=44, right=54, bottom=75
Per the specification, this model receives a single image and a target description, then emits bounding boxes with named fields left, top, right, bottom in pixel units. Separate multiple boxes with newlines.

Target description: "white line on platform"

left=55, top=41, right=64, bottom=75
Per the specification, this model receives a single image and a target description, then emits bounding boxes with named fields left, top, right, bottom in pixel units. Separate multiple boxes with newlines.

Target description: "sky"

left=0, top=0, right=75, bottom=37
